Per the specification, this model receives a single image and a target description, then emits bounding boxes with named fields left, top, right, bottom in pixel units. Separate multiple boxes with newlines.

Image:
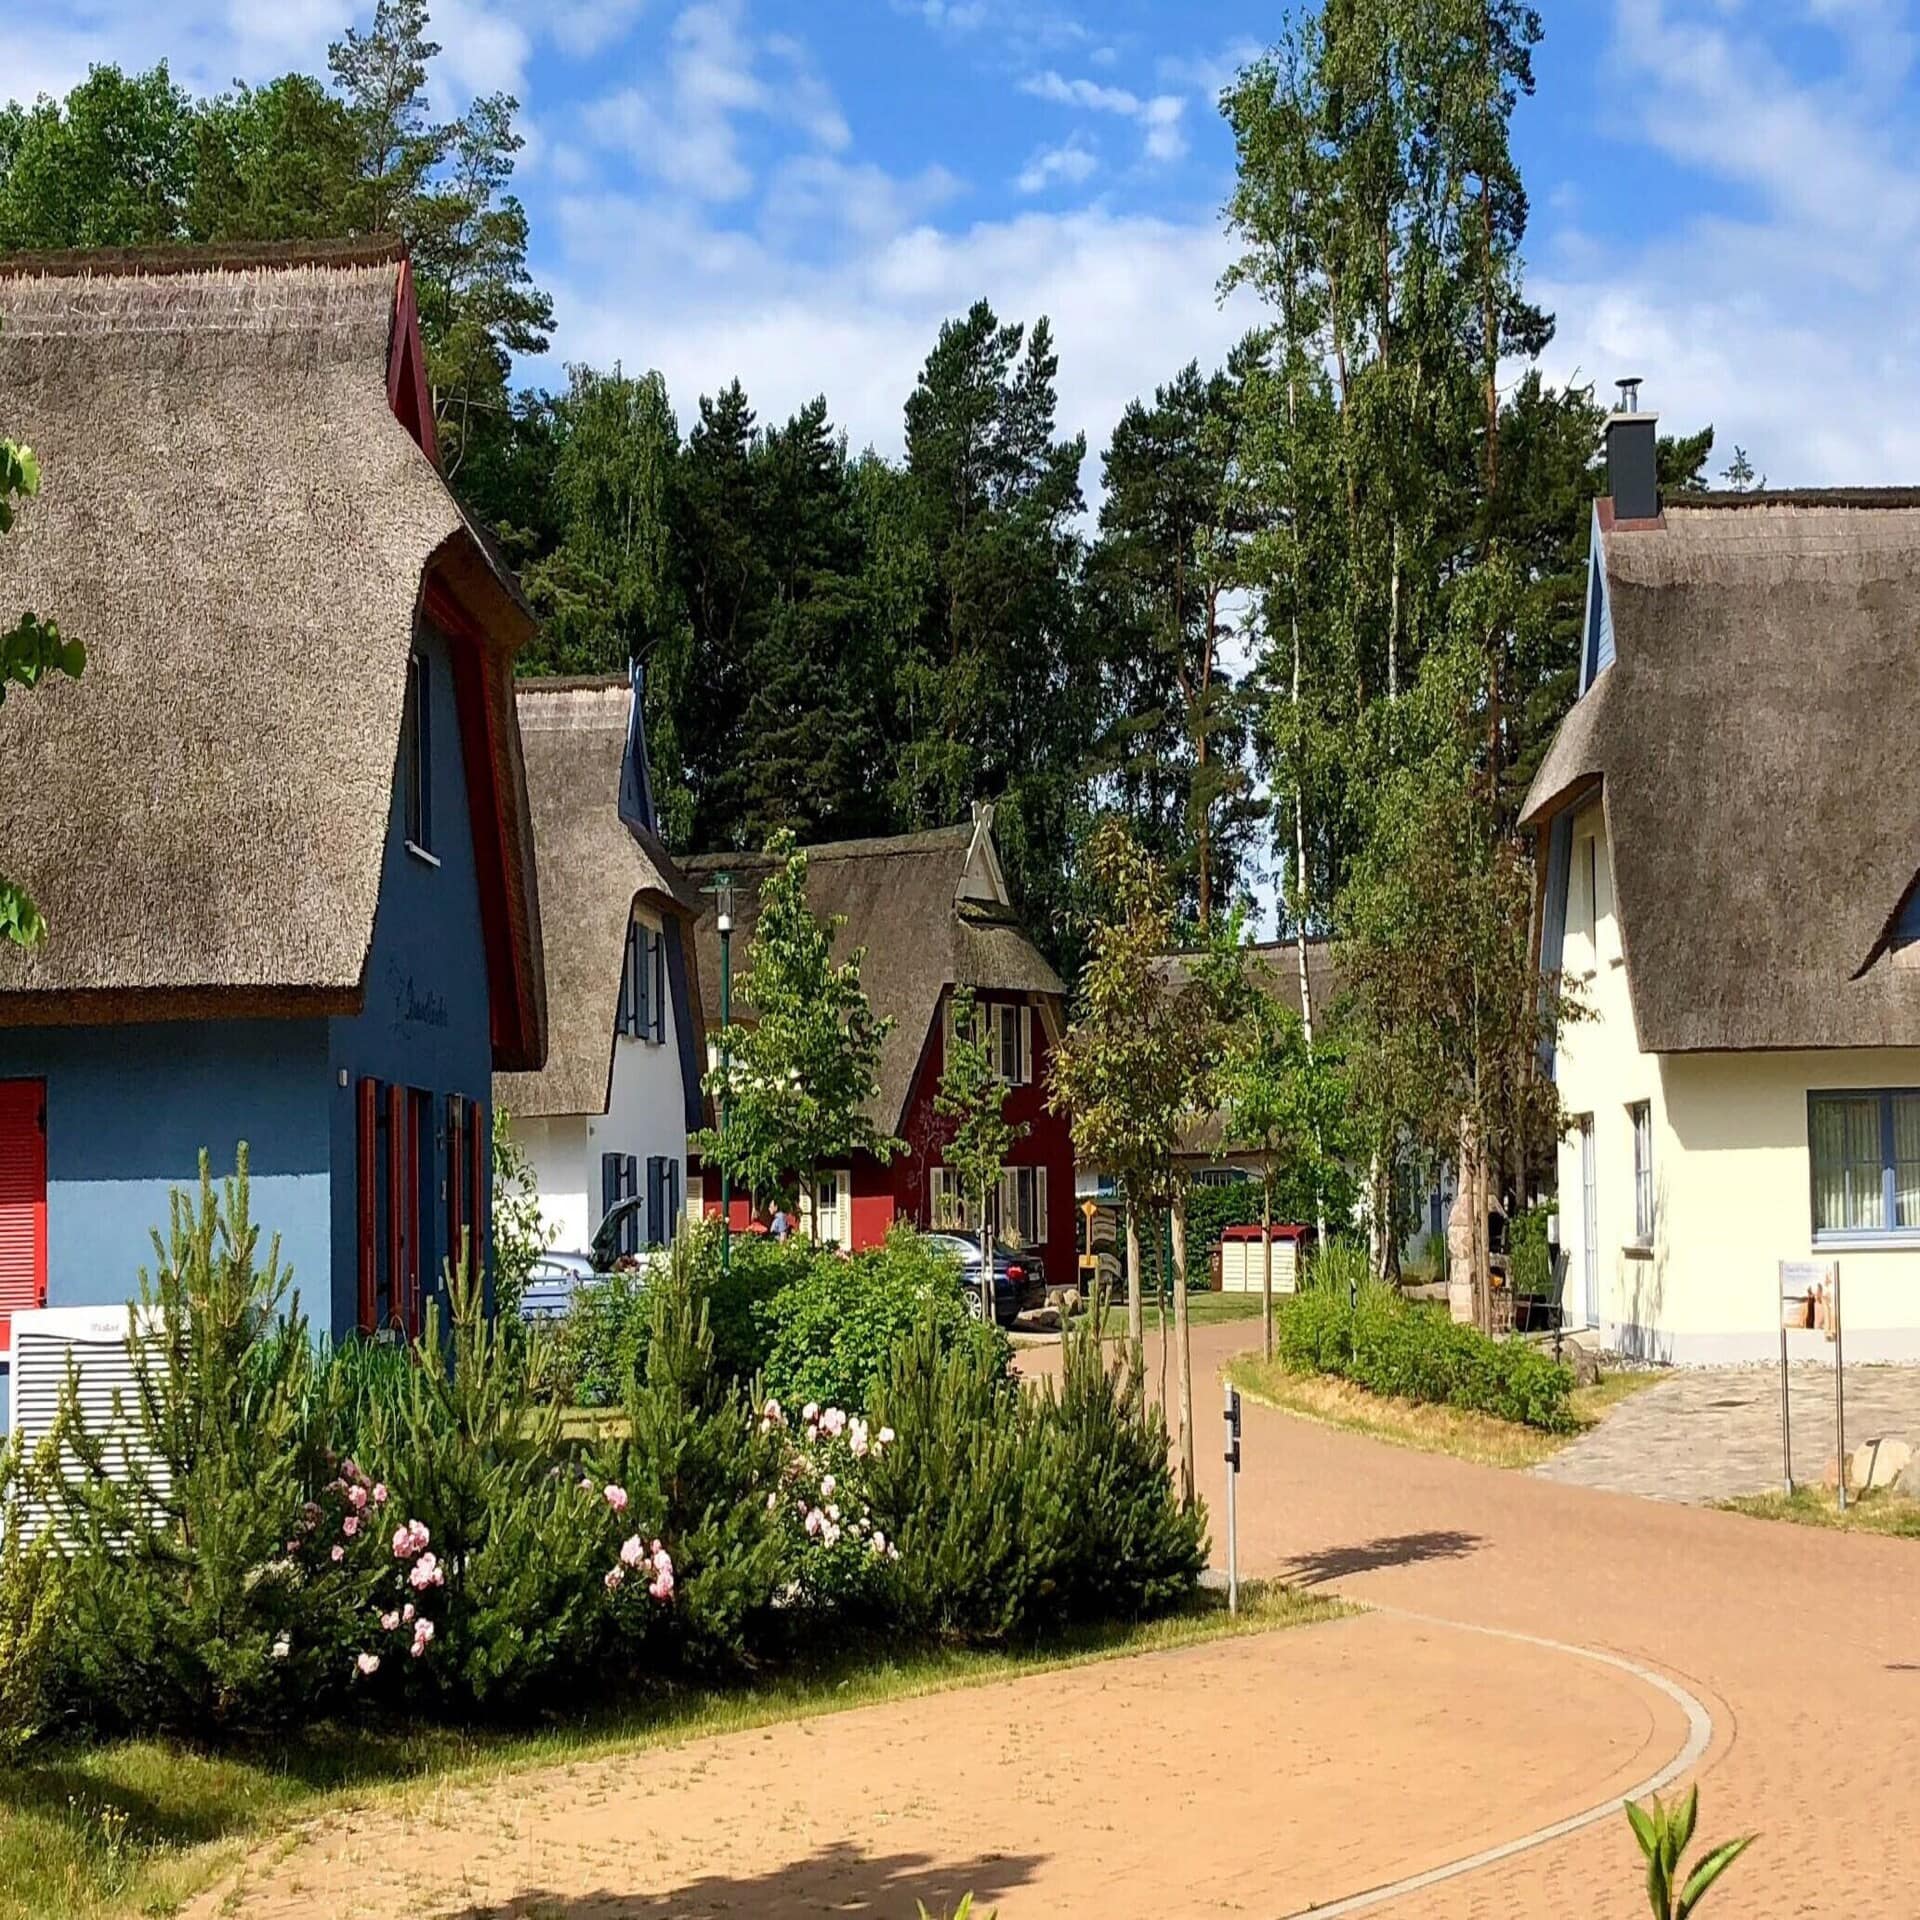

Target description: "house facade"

left=681, top=811, right=1078, bottom=1285
left=495, top=674, right=706, bottom=1258
left=0, top=242, right=547, bottom=1421
left=1526, top=399, right=1920, bottom=1361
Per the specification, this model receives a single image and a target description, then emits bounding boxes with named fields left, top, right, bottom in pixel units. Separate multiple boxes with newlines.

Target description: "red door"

left=0, top=1080, right=48, bottom=1352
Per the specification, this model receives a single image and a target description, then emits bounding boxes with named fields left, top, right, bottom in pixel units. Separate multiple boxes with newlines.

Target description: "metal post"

left=713, top=874, right=734, bottom=1281
left=1223, top=1382, right=1241, bottom=1615
left=1780, top=1314, right=1793, bottom=1496
left=1833, top=1264, right=1846, bottom=1514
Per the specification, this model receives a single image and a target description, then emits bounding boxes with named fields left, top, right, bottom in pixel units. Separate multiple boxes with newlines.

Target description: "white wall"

left=1553, top=798, right=1920, bottom=1361
left=513, top=903, right=691, bottom=1256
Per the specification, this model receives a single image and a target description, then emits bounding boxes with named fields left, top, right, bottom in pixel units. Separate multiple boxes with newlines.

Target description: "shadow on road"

left=1284, top=1529, right=1485, bottom=1587
left=433, top=1840, right=1044, bottom=1920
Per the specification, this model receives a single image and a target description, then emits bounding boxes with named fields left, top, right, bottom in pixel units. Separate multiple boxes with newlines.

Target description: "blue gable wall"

left=324, top=621, right=494, bottom=1337
left=1579, top=512, right=1616, bottom=693
left=0, top=1017, right=332, bottom=1425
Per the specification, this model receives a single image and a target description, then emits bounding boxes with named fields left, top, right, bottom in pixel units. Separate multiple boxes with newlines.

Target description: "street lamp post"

left=703, top=872, right=736, bottom=1279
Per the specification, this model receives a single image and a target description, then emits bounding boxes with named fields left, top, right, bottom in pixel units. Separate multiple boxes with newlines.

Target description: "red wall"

left=697, top=990, right=1079, bottom=1286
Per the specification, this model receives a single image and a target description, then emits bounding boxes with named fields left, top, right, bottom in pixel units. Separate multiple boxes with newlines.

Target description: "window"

left=601, top=1152, right=640, bottom=1257
left=401, top=651, right=432, bottom=855
left=986, top=1002, right=1033, bottom=1085
left=929, top=1165, right=969, bottom=1231
left=1629, top=1101, right=1654, bottom=1245
left=617, top=920, right=666, bottom=1043
left=996, top=1165, right=1049, bottom=1250
left=357, top=1078, right=429, bottom=1336
left=1810, top=1090, right=1920, bottom=1239
left=809, top=1171, right=843, bottom=1246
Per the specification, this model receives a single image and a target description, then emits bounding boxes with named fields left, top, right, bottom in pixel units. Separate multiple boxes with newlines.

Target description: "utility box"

left=1218, top=1224, right=1311, bottom=1295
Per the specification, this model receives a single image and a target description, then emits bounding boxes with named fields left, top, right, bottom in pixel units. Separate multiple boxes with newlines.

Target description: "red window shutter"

left=404, top=1090, right=425, bottom=1338
left=0, top=1080, right=48, bottom=1353
left=386, top=1084, right=406, bottom=1333
left=468, top=1103, right=488, bottom=1282
left=356, top=1079, right=379, bottom=1333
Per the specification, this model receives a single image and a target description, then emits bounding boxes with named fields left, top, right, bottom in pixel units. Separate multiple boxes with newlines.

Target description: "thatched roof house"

left=1526, top=394, right=1920, bottom=1364
left=0, top=241, right=546, bottom=1370
left=681, top=811, right=1065, bottom=1134
left=0, top=239, right=544, bottom=1061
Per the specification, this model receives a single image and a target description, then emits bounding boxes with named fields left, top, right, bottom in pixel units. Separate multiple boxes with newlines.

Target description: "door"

left=0, top=1080, right=48, bottom=1353
left=1578, top=1115, right=1598, bottom=1328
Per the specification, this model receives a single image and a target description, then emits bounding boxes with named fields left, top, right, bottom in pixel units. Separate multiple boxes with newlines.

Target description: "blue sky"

left=15, top=1, right=1920, bottom=485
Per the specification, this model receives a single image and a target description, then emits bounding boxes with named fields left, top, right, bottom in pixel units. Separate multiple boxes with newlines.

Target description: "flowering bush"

left=761, top=1397, right=899, bottom=1613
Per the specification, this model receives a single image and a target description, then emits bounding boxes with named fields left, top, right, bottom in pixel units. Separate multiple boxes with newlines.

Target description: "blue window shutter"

left=601, top=1152, right=619, bottom=1223
left=1894, top=877, right=1920, bottom=948
left=651, top=930, right=666, bottom=1044
left=624, top=1156, right=640, bottom=1255
left=646, top=1156, right=666, bottom=1248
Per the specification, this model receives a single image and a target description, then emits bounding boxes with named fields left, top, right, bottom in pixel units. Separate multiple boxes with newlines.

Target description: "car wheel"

left=963, top=1288, right=987, bottom=1323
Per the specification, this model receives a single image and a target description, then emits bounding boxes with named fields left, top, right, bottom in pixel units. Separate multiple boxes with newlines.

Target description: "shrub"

left=1032, top=1321, right=1207, bottom=1618
left=1276, top=1285, right=1576, bottom=1432
left=1510, top=1200, right=1554, bottom=1299
left=43, top=1153, right=375, bottom=1734
left=551, top=1263, right=655, bottom=1408
left=0, top=1438, right=63, bottom=1758
left=762, top=1397, right=898, bottom=1617
left=756, top=1225, right=1008, bottom=1413
left=600, top=1241, right=785, bottom=1671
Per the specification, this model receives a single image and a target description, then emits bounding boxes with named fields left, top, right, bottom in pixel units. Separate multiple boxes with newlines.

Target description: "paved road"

left=199, top=1326, right=1920, bottom=1917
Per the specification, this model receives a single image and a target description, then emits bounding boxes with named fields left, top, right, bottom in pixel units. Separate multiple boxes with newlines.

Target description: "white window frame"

left=808, top=1170, right=844, bottom=1247
left=995, top=1165, right=1048, bottom=1250
left=1629, top=1101, right=1654, bottom=1246
left=929, top=1165, right=969, bottom=1232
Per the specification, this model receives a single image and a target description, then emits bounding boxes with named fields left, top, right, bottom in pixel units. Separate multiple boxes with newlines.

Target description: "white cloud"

left=545, top=0, right=649, bottom=59
left=582, top=0, right=852, bottom=204
left=544, top=193, right=1253, bottom=475
left=1014, top=138, right=1098, bottom=195
left=1021, top=67, right=1188, bottom=166
left=1531, top=0, right=1920, bottom=486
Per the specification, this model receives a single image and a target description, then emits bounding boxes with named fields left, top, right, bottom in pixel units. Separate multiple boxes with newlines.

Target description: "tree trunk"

left=1171, top=1192, right=1195, bottom=1507
left=979, top=1196, right=995, bottom=1330
left=1126, top=1203, right=1144, bottom=1348
left=1261, top=1168, right=1274, bottom=1363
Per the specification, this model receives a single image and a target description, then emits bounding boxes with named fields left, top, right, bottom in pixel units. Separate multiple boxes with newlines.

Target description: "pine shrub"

left=601, top=1241, right=785, bottom=1671
left=0, top=1438, right=64, bottom=1758
left=1276, top=1285, right=1576, bottom=1432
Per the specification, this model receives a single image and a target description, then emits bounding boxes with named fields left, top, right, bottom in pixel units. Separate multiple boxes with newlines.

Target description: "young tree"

left=2, top=430, right=84, bottom=947
left=694, top=832, right=903, bottom=1236
left=933, top=987, right=1026, bottom=1324
left=1048, top=822, right=1199, bottom=1501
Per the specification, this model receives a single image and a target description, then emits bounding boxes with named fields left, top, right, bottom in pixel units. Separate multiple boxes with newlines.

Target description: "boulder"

left=1850, top=1436, right=1913, bottom=1493
left=1562, top=1343, right=1604, bottom=1389
left=1896, top=1456, right=1920, bottom=1502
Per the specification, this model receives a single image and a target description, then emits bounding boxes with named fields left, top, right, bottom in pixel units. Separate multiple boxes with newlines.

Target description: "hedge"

left=1276, top=1284, right=1577, bottom=1433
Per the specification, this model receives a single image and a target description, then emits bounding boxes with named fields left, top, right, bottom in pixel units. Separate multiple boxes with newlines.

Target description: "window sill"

left=1812, top=1234, right=1920, bottom=1252
left=405, top=840, right=441, bottom=869
left=1622, top=1241, right=1655, bottom=1261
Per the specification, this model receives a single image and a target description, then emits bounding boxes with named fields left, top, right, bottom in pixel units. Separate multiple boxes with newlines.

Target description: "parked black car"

left=926, top=1232, right=1044, bottom=1327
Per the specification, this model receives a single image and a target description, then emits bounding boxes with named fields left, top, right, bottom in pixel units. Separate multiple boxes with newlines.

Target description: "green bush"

left=551, top=1264, right=655, bottom=1408
left=1181, top=1181, right=1265, bottom=1262
left=1510, top=1200, right=1554, bottom=1299
left=756, top=1225, right=1009, bottom=1413
left=1276, top=1285, right=1576, bottom=1432
left=0, top=1439, right=63, bottom=1759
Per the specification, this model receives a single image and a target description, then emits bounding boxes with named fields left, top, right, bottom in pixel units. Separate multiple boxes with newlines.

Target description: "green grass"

left=0, top=1582, right=1345, bottom=1920
left=1226, top=1355, right=1666, bottom=1470
left=1719, top=1484, right=1920, bottom=1537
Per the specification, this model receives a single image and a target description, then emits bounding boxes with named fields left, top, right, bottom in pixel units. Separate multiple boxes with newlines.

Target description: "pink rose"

left=413, top=1618, right=435, bottom=1649
left=604, top=1484, right=629, bottom=1513
left=380, top=1611, right=400, bottom=1632
left=402, top=1603, right=416, bottom=1624
left=356, top=1651, right=380, bottom=1676
left=605, top=1567, right=625, bottom=1590
left=342, top=1514, right=359, bottom=1538
left=372, top=1483, right=389, bottom=1506
left=330, top=1545, right=345, bottom=1563
left=619, top=1535, right=645, bottom=1568
left=348, top=1485, right=369, bottom=1512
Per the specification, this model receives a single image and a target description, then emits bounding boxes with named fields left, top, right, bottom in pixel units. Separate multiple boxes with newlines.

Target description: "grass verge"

left=1719, top=1484, right=1920, bottom=1538
left=0, top=1581, right=1345, bottom=1920
left=1225, top=1356, right=1665, bottom=1470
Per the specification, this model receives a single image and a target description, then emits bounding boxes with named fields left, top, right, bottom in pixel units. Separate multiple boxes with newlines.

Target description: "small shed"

left=1218, top=1224, right=1311, bottom=1295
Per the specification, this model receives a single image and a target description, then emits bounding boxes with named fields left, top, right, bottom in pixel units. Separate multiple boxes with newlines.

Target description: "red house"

left=681, top=808, right=1077, bottom=1285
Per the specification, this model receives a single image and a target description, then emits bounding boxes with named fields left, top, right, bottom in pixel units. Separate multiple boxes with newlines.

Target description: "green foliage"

left=604, top=1242, right=784, bottom=1671
left=1510, top=1200, right=1554, bottom=1299
left=490, top=1105, right=544, bottom=1327
left=42, top=1152, right=369, bottom=1734
left=551, top=1264, right=656, bottom=1409
left=1276, top=1285, right=1576, bottom=1433
left=695, top=831, right=903, bottom=1216
left=2, top=429, right=85, bottom=947
left=934, top=986, right=1025, bottom=1312
left=0, top=1440, right=64, bottom=1760
left=755, top=1226, right=1007, bottom=1415
left=1181, top=1182, right=1265, bottom=1260
left=1625, top=1786, right=1754, bottom=1919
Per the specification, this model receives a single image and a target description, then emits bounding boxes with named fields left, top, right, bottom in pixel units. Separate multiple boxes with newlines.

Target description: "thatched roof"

left=681, top=816, right=1066, bottom=1131
left=495, top=679, right=702, bottom=1118
left=1151, top=940, right=1343, bottom=1157
left=0, top=242, right=545, bottom=1066
left=1523, top=491, right=1920, bottom=1052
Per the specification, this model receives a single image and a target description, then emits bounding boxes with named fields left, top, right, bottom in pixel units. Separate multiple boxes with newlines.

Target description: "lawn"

left=1719, top=1484, right=1920, bottom=1538
left=1225, top=1355, right=1664, bottom=1470
left=0, top=1582, right=1345, bottom=1920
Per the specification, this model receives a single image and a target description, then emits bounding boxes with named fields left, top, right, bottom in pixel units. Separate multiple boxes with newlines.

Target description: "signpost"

left=1778, top=1259, right=1845, bottom=1510
left=1222, top=1382, right=1242, bottom=1615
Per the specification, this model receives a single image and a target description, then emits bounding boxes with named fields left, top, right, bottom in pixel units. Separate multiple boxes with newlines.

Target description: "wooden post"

left=1172, top=1191, right=1195, bottom=1507
left=1126, top=1203, right=1144, bottom=1348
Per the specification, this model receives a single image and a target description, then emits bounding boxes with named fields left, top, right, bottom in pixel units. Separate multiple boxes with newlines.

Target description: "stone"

left=1896, top=1456, right=1920, bottom=1501
left=1562, top=1344, right=1604, bottom=1389
left=1849, top=1436, right=1912, bottom=1493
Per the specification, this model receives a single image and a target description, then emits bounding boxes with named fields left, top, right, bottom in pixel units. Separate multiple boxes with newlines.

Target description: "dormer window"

left=401, top=651, right=433, bottom=859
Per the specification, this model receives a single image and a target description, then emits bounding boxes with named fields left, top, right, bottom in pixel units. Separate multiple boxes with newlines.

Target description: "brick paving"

left=1535, top=1361, right=1920, bottom=1502
left=199, top=1325, right=1920, bottom=1917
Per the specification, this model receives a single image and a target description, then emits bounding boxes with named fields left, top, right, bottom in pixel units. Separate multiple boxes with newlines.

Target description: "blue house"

left=0, top=240, right=548, bottom=1420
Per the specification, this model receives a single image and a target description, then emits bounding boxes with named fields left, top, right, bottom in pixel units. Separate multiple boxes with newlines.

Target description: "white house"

left=495, top=673, right=705, bottom=1259
left=1525, top=396, right=1920, bottom=1362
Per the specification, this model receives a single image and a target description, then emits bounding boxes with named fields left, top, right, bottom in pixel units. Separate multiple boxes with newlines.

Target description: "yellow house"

left=1524, top=404, right=1920, bottom=1362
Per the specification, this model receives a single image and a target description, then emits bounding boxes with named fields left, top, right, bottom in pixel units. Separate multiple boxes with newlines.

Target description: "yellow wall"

left=1552, top=801, right=1920, bottom=1360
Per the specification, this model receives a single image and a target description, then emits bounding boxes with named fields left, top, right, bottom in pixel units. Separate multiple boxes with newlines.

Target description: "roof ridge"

left=0, top=238, right=406, bottom=281
left=1675, top=487, right=1920, bottom=511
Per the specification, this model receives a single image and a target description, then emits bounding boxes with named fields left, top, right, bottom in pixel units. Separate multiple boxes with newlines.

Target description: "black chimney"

left=1605, top=376, right=1659, bottom=522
